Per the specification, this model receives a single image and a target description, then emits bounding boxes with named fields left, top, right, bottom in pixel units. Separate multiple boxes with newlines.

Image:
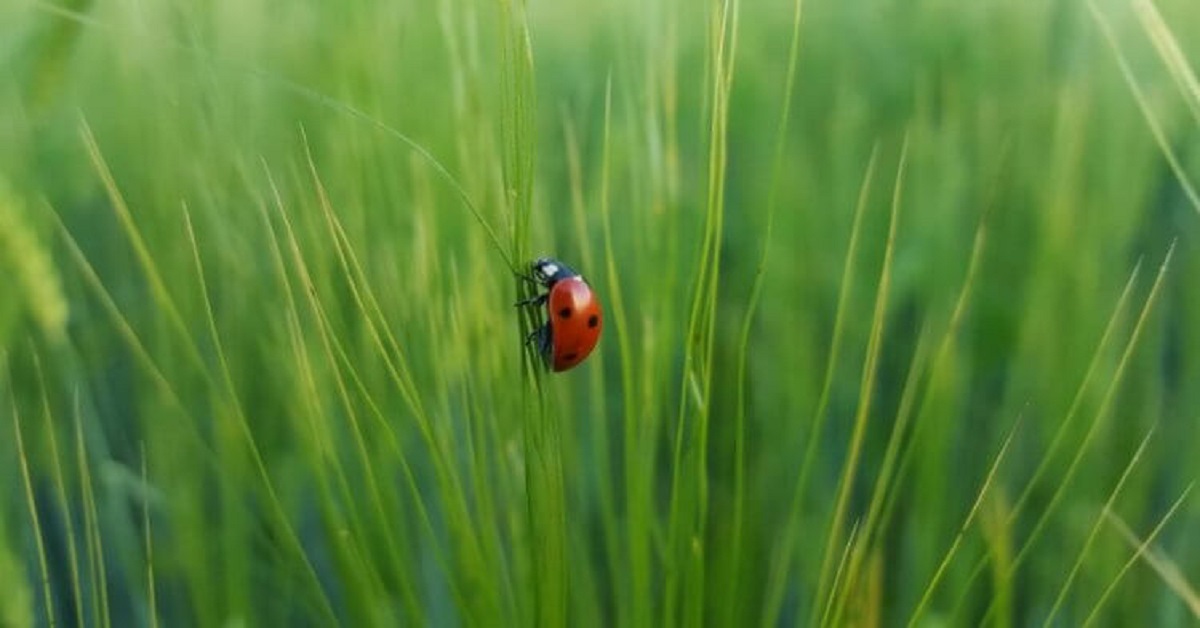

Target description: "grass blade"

left=1086, top=487, right=1199, bottom=624
left=978, top=240, right=1177, bottom=622
left=761, top=144, right=879, bottom=628
left=725, top=0, right=804, bottom=622
left=1043, top=426, right=1157, bottom=625
left=10, top=360, right=57, bottom=628
left=1088, top=0, right=1200, bottom=215
left=813, top=133, right=908, bottom=628
left=906, top=415, right=1022, bottom=626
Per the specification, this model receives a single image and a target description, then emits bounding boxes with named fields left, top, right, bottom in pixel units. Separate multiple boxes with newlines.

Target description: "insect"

left=516, top=256, right=603, bottom=372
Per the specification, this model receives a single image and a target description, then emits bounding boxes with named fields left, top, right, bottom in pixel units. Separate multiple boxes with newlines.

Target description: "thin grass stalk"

left=1085, top=488, right=1199, bottom=624
left=181, top=195, right=341, bottom=624
left=32, top=352, right=86, bottom=628
left=725, top=0, right=804, bottom=622
left=10, top=363, right=57, bottom=628
left=1088, top=1, right=1200, bottom=215
left=943, top=258, right=1144, bottom=619
left=140, top=443, right=159, bottom=628
left=664, top=0, right=736, bottom=623
left=906, top=417, right=1022, bottom=626
left=812, top=134, right=908, bottom=628
left=977, top=241, right=1176, bottom=623
left=761, top=144, right=879, bottom=628
left=1043, top=427, right=1157, bottom=625
left=75, top=401, right=109, bottom=628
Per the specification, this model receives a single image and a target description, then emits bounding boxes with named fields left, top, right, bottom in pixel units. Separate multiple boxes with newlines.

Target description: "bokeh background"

left=2, top=0, right=1199, bottom=625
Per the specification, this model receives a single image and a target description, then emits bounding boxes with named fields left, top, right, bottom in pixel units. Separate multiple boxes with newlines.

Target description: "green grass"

left=2, top=0, right=1200, bottom=626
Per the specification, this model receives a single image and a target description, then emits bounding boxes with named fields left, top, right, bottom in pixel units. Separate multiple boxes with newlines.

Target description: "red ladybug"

left=516, top=256, right=603, bottom=372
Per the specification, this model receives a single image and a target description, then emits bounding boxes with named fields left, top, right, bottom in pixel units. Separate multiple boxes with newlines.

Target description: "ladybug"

left=516, top=256, right=603, bottom=372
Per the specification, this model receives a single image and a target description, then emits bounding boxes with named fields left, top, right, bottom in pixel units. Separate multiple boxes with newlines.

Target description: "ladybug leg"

left=514, top=271, right=541, bottom=286
left=523, top=324, right=546, bottom=347
left=514, top=292, right=548, bottom=308
left=536, top=325, right=552, bottom=362
left=524, top=324, right=552, bottom=363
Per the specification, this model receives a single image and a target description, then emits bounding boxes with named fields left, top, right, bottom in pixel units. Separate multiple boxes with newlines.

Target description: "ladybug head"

left=531, top=256, right=577, bottom=286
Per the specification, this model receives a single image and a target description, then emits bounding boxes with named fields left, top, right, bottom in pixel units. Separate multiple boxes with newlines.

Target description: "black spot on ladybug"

left=587, top=315, right=599, bottom=328
left=562, top=352, right=578, bottom=362
left=559, top=307, right=572, bottom=319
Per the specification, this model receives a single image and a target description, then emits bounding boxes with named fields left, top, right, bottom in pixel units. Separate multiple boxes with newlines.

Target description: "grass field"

left=2, top=0, right=1200, bottom=625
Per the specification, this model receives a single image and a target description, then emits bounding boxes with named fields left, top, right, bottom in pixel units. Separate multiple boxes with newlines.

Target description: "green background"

left=1, top=0, right=1199, bottom=625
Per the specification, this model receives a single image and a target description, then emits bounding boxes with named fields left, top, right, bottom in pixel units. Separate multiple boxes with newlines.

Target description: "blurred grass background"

left=2, top=0, right=1200, bottom=625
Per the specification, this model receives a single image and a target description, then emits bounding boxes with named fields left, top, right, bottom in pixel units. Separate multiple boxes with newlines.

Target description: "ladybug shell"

left=546, top=276, right=603, bottom=372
